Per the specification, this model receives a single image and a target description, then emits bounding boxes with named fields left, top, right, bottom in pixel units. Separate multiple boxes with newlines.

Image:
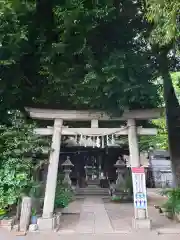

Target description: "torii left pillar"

left=38, top=118, right=63, bottom=231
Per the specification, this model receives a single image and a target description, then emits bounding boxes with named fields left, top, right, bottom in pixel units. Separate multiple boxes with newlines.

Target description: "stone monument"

left=19, top=197, right=32, bottom=232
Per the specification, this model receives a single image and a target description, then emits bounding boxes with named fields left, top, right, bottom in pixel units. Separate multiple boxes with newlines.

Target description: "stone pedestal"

left=19, top=197, right=32, bottom=232
left=132, top=218, right=152, bottom=230
left=63, top=169, right=72, bottom=185
left=62, top=157, right=74, bottom=186
left=114, top=158, right=126, bottom=187
left=115, top=168, right=125, bottom=185
left=37, top=217, right=56, bottom=231
left=37, top=212, right=61, bottom=231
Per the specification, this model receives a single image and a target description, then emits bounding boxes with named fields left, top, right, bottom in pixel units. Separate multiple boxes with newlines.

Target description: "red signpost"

left=131, top=167, right=145, bottom=174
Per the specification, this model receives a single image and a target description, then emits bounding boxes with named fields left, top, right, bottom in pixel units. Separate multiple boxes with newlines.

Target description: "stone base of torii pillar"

left=132, top=215, right=152, bottom=230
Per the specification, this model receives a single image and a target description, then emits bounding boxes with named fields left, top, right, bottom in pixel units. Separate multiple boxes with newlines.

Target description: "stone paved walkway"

left=58, top=192, right=180, bottom=234
left=58, top=199, right=82, bottom=233
left=1, top=190, right=180, bottom=238
left=1, top=229, right=180, bottom=240
left=75, top=197, right=113, bottom=234
left=104, top=202, right=133, bottom=232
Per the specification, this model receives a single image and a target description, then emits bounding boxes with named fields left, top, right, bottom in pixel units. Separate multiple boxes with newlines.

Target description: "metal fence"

left=146, top=167, right=173, bottom=188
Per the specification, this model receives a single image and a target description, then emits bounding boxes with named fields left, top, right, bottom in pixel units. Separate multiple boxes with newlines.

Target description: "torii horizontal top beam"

left=34, top=127, right=157, bottom=136
left=26, top=107, right=163, bottom=121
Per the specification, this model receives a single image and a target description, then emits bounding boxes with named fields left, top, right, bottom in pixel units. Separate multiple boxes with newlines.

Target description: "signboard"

left=132, top=167, right=147, bottom=210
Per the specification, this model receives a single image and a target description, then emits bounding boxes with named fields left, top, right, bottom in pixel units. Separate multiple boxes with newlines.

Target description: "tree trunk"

left=159, top=49, right=180, bottom=186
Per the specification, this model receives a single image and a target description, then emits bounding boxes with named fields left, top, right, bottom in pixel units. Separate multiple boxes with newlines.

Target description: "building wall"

left=149, top=158, right=173, bottom=188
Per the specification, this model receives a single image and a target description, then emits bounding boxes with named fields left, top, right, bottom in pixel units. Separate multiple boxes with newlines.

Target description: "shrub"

left=0, top=111, right=48, bottom=210
left=161, top=188, right=180, bottom=216
left=111, top=196, right=122, bottom=202
left=54, top=179, right=74, bottom=208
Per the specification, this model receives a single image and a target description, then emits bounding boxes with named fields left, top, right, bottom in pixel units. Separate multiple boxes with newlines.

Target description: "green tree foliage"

left=151, top=72, right=180, bottom=150
left=139, top=117, right=168, bottom=151
left=151, top=117, right=168, bottom=150
left=0, top=0, right=160, bottom=115
left=146, top=0, right=180, bottom=46
left=0, top=111, right=44, bottom=209
left=0, top=0, right=51, bottom=113
left=145, top=0, right=180, bottom=185
left=171, top=72, right=180, bottom=102
left=140, top=72, right=180, bottom=151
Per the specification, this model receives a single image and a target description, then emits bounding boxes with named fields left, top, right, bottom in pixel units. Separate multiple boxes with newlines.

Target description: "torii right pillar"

left=128, top=119, right=151, bottom=230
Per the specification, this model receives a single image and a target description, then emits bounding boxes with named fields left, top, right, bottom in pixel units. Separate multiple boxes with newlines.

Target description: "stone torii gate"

left=26, top=107, right=162, bottom=230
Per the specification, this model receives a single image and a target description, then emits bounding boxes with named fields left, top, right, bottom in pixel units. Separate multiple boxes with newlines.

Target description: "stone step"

left=85, top=185, right=100, bottom=189
left=76, top=190, right=109, bottom=193
left=76, top=192, right=109, bottom=196
left=76, top=187, right=109, bottom=191
left=76, top=187, right=109, bottom=196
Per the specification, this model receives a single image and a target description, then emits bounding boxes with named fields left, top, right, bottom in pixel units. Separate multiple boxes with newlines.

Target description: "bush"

left=0, top=111, right=46, bottom=209
left=111, top=196, right=122, bottom=202
left=161, top=188, right=180, bottom=216
left=54, top=179, right=74, bottom=208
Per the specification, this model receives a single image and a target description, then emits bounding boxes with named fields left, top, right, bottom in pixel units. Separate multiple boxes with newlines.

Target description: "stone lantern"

left=62, top=157, right=74, bottom=186
left=114, top=156, right=126, bottom=186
